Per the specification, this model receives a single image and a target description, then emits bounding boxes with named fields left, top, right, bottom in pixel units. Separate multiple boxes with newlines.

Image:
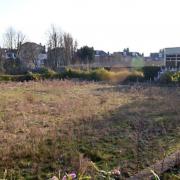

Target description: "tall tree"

left=46, top=25, right=63, bottom=69
left=15, top=31, right=26, bottom=50
left=47, top=25, right=63, bottom=49
left=63, top=33, right=77, bottom=65
left=76, top=46, right=95, bottom=63
left=46, top=25, right=77, bottom=68
left=3, top=27, right=16, bottom=50
left=0, top=48, right=4, bottom=73
left=3, top=27, right=26, bottom=50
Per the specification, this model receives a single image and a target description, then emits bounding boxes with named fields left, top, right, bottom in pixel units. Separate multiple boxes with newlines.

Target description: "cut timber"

left=128, top=151, right=180, bottom=180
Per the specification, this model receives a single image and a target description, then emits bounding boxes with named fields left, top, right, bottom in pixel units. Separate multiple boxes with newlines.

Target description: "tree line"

left=0, top=25, right=95, bottom=73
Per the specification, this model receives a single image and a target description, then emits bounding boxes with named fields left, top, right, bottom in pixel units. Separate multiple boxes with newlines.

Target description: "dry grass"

left=0, top=80, right=179, bottom=179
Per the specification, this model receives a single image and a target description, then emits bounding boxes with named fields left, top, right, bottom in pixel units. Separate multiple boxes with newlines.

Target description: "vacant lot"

left=0, top=80, right=179, bottom=179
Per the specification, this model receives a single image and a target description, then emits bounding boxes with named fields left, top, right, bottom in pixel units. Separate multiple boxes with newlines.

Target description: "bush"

left=32, top=67, right=54, bottom=75
left=159, top=72, right=173, bottom=84
left=0, top=74, right=29, bottom=82
left=0, top=75, right=13, bottom=81
left=3, top=58, right=28, bottom=75
left=32, top=68, right=57, bottom=78
left=171, top=72, right=180, bottom=82
left=63, top=68, right=144, bottom=83
left=0, top=68, right=144, bottom=83
left=159, top=71, right=180, bottom=84
left=27, top=72, right=42, bottom=81
left=125, top=71, right=144, bottom=83
left=92, top=68, right=144, bottom=83
left=0, top=73, right=44, bottom=82
left=90, top=68, right=111, bottom=81
left=142, top=66, right=161, bottom=80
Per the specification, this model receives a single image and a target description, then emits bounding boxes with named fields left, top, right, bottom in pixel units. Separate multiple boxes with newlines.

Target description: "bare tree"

left=63, top=33, right=77, bottom=65
left=46, top=25, right=77, bottom=68
left=47, top=25, right=63, bottom=49
left=0, top=48, right=4, bottom=73
left=3, top=27, right=16, bottom=50
left=15, top=31, right=26, bottom=50
left=3, top=27, right=26, bottom=50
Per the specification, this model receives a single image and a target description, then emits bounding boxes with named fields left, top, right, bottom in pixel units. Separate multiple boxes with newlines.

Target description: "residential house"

left=95, top=50, right=109, bottom=57
left=94, top=50, right=111, bottom=66
left=113, top=49, right=143, bottom=58
left=18, top=42, right=47, bottom=69
left=0, top=48, right=17, bottom=60
left=150, top=52, right=164, bottom=61
left=37, top=53, right=47, bottom=68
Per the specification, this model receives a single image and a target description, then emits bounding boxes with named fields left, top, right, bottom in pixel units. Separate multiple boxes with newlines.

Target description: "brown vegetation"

left=0, top=80, right=179, bottom=179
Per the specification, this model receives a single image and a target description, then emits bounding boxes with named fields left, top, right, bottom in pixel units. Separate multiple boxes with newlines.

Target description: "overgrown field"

left=0, top=80, right=179, bottom=179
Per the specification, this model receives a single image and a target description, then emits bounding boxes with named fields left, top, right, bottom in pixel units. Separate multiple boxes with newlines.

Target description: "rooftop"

left=164, top=47, right=180, bottom=55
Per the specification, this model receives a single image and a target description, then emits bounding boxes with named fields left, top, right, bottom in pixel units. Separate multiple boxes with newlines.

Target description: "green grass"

left=161, top=166, right=180, bottom=180
left=0, top=81, right=179, bottom=179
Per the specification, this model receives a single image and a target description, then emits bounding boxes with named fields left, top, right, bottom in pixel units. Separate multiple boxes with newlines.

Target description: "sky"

left=1, top=0, right=180, bottom=55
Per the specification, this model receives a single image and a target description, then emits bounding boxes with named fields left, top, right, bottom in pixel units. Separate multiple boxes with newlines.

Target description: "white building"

left=36, top=53, right=47, bottom=68
left=164, top=47, right=180, bottom=69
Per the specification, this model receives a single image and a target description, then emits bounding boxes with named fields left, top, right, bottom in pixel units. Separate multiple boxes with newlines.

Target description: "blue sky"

left=1, top=0, right=180, bottom=55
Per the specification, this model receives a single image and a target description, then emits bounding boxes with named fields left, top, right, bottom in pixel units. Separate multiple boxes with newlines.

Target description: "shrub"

left=124, top=71, right=144, bottom=83
left=0, top=74, right=28, bottom=82
left=32, top=68, right=57, bottom=79
left=91, top=68, right=144, bottom=83
left=26, top=72, right=42, bottom=81
left=159, top=71, right=180, bottom=84
left=3, top=58, right=28, bottom=75
left=62, top=68, right=144, bottom=83
left=0, top=75, right=13, bottom=81
left=171, top=72, right=180, bottom=82
left=32, top=67, right=55, bottom=75
left=142, top=66, right=161, bottom=80
left=91, top=68, right=111, bottom=81
left=0, top=68, right=144, bottom=83
left=159, top=72, right=173, bottom=84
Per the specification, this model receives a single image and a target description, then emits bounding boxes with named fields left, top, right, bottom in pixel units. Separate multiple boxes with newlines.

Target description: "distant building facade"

left=150, top=52, right=164, bottom=61
left=164, top=47, right=180, bottom=69
left=18, top=42, right=47, bottom=69
left=113, top=48, right=143, bottom=58
left=0, top=49, right=17, bottom=60
left=94, top=50, right=111, bottom=66
left=95, top=50, right=109, bottom=57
